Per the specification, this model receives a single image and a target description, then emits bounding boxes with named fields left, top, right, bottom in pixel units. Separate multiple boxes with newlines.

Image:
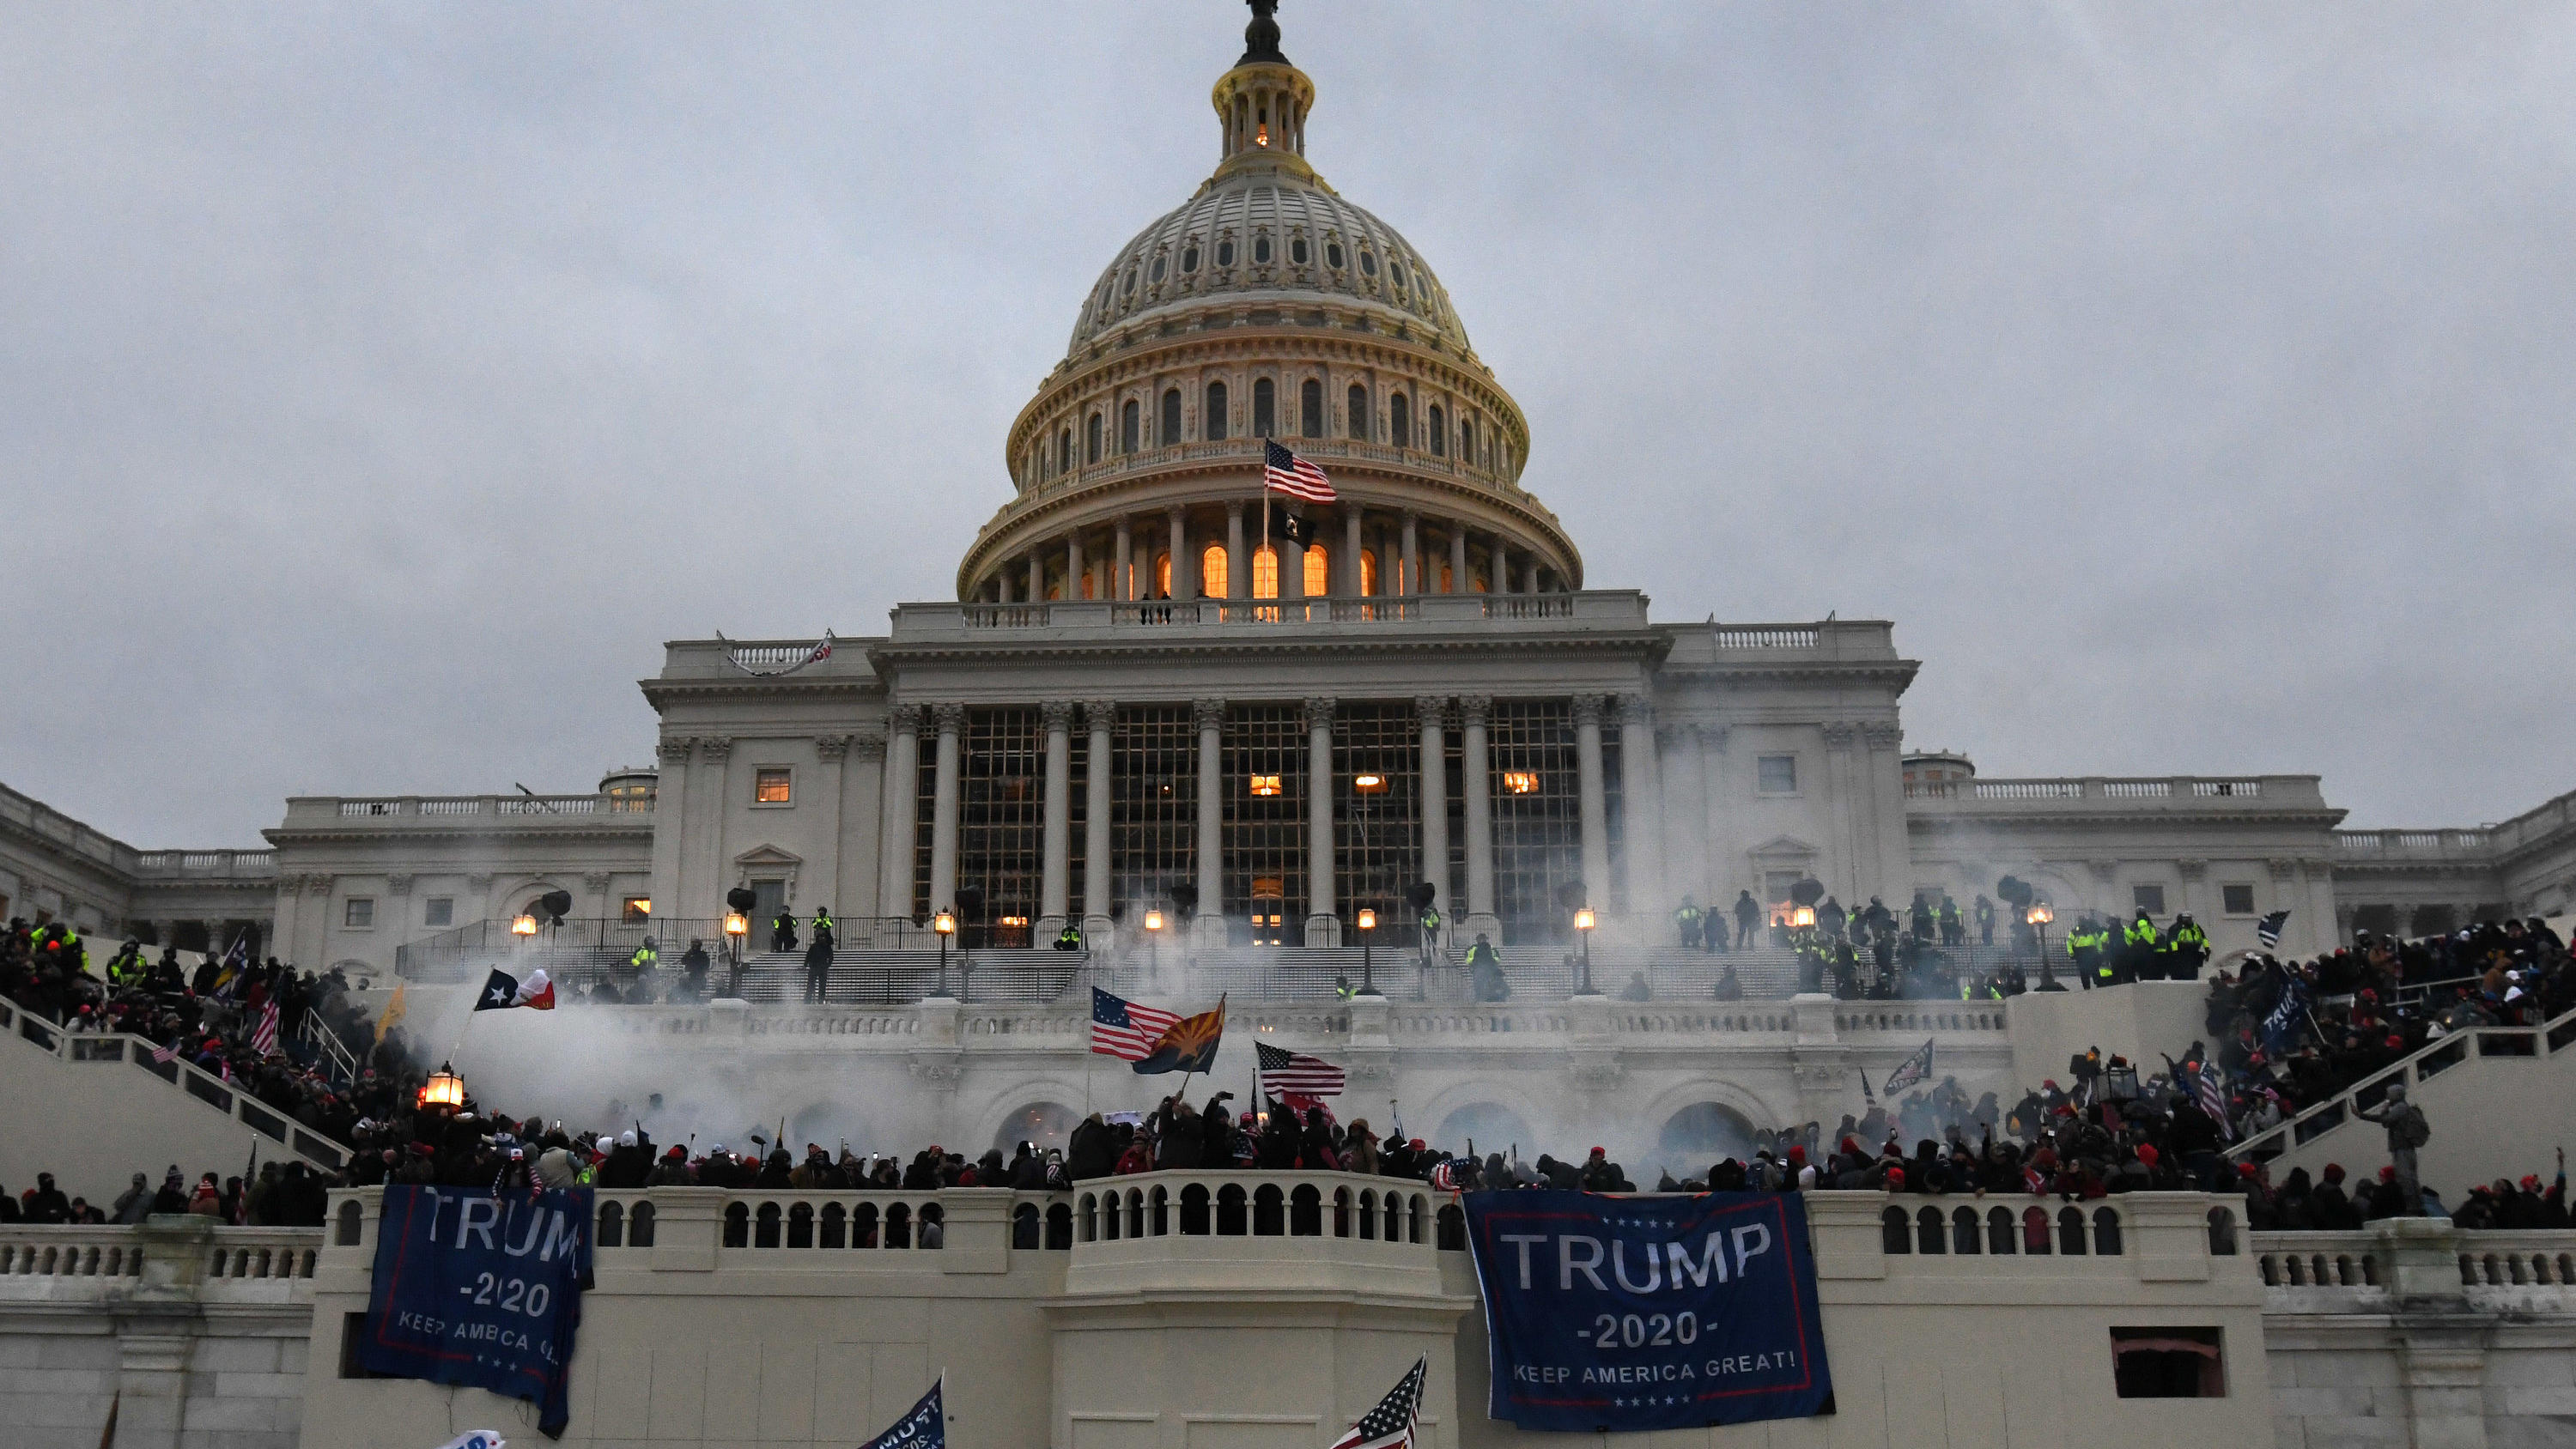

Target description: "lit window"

left=755, top=769, right=793, bottom=804
left=1502, top=771, right=1539, bottom=796
left=1250, top=775, right=1283, bottom=797
left=1303, top=543, right=1328, bottom=596
left=1252, top=544, right=1279, bottom=599
left=423, top=897, right=454, bottom=928
left=1353, top=773, right=1387, bottom=793
left=1759, top=755, right=1797, bottom=793
left=1156, top=551, right=1172, bottom=597
left=623, top=897, right=652, bottom=924
left=343, top=898, right=374, bottom=929
left=1200, top=543, right=1230, bottom=599
left=2222, top=884, right=2256, bottom=915
left=2133, top=884, right=2166, bottom=915
left=1359, top=549, right=1378, bottom=596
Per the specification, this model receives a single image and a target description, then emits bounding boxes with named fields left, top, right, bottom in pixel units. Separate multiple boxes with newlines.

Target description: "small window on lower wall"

left=2111, top=1327, right=2225, bottom=1397
left=2221, top=883, right=2256, bottom=915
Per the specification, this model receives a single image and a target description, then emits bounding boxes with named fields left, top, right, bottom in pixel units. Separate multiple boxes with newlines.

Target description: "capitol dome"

left=958, top=9, right=1577, bottom=605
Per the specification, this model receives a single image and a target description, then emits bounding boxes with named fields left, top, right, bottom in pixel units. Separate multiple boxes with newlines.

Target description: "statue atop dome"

left=1240, top=0, right=1288, bottom=66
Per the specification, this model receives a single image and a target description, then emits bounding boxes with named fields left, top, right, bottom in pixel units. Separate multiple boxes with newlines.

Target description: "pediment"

left=1747, top=834, right=1819, bottom=860
left=732, top=843, right=805, bottom=868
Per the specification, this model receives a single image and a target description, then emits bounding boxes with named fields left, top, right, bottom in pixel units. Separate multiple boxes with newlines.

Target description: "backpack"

left=2396, top=1107, right=2430, bottom=1150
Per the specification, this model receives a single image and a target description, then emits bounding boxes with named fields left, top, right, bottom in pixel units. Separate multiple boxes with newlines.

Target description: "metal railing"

left=2229, top=1003, right=2576, bottom=1161
left=0, top=997, right=349, bottom=1170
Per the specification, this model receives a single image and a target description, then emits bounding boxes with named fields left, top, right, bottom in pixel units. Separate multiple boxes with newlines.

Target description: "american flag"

left=2256, top=909, right=2290, bottom=949
left=2190, top=1062, right=2233, bottom=1141
left=251, top=999, right=281, bottom=1057
left=1328, top=1355, right=1425, bottom=1449
left=1256, top=1040, right=1346, bottom=1101
left=1091, top=987, right=1181, bottom=1062
left=1264, top=440, right=1337, bottom=504
left=150, top=1041, right=179, bottom=1065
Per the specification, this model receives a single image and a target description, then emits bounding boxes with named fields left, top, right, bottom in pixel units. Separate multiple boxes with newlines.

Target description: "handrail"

left=2229, top=1003, right=2576, bottom=1161
left=0, top=997, right=350, bottom=1170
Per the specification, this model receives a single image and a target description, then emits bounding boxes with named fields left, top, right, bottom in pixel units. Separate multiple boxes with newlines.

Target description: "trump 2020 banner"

left=1463, top=1191, right=1833, bottom=1432
left=358, top=1186, right=592, bottom=1439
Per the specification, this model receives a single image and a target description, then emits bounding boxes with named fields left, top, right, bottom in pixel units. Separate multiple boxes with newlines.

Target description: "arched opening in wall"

left=1654, top=1102, right=1757, bottom=1179
left=1433, top=1103, right=1533, bottom=1157
left=1252, top=544, right=1279, bottom=599
left=1389, top=392, right=1410, bottom=448
left=1200, top=544, right=1230, bottom=599
left=1303, top=544, right=1328, bottom=597
left=1205, top=381, right=1229, bottom=442
left=1161, top=388, right=1182, bottom=446
left=1359, top=549, right=1378, bottom=596
left=1460, top=415, right=1476, bottom=464
left=1059, top=428, right=1072, bottom=474
left=1253, top=378, right=1275, bottom=437
left=1428, top=403, right=1445, bottom=457
left=1347, top=384, right=1368, bottom=441
left=1154, top=551, right=1173, bottom=599
left=1121, top=400, right=1140, bottom=454
left=1300, top=379, right=1323, bottom=438
left=994, top=1101, right=1078, bottom=1155
left=1085, top=412, right=1103, bottom=464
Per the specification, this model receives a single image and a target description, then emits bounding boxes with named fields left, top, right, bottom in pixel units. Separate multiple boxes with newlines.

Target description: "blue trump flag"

left=1464, top=1191, right=1832, bottom=1433
left=862, top=1378, right=946, bottom=1449
left=359, top=1186, right=592, bottom=1439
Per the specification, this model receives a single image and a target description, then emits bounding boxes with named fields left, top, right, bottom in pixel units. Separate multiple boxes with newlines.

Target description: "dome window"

left=1182, top=246, right=1200, bottom=273
left=1253, top=235, right=1272, bottom=264
left=1151, top=256, right=1167, bottom=283
left=1358, top=250, right=1377, bottom=277
left=1326, top=241, right=1345, bottom=270
left=1299, top=379, right=1323, bottom=439
left=1390, top=261, right=1406, bottom=289
left=1217, top=239, right=1236, bottom=268
left=1205, top=380, right=1228, bottom=442
left=1291, top=236, right=1309, bottom=265
left=1121, top=268, right=1137, bottom=296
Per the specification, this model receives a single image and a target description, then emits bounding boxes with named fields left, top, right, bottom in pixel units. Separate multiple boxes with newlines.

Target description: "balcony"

left=1905, top=775, right=2330, bottom=812
left=276, top=792, right=654, bottom=830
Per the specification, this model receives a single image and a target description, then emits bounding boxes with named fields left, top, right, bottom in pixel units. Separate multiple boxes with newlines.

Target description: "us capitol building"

left=9, top=12, right=2570, bottom=987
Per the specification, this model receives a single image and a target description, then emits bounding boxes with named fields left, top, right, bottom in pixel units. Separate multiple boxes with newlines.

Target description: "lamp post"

left=1144, top=907, right=1164, bottom=986
left=2026, top=902, right=2054, bottom=970
left=1357, top=907, right=1378, bottom=997
left=1573, top=906, right=1596, bottom=994
left=722, top=911, right=747, bottom=996
left=933, top=910, right=957, bottom=997
left=417, top=1061, right=465, bottom=1116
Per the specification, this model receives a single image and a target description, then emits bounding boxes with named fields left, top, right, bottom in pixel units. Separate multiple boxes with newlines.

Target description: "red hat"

left=2379, top=1165, right=2398, bottom=1181
left=665, top=1145, right=687, bottom=1161
left=1886, top=1167, right=1905, bottom=1187
left=2135, top=1143, right=2160, bottom=1167
left=1787, top=1145, right=1806, bottom=1166
left=2322, top=1163, right=2346, bottom=1183
left=2521, top=1175, right=2541, bottom=1191
left=2236, top=1161, right=2260, bottom=1178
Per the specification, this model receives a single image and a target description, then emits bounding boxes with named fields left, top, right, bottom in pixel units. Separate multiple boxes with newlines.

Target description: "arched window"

left=1300, top=379, right=1323, bottom=438
left=1428, top=403, right=1446, bottom=457
left=1253, top=378, right=1275, bottom=438
left=1121, top=399, right=1140, bottom=454
left=1252, top=544, right=1279, bottom=599
left=1460, top=415, right=1476, bottom=464
left=1161, top=388, right=1182, bottom=445
left=1389, top=393, right=1411, bottom=448
left=1085, top=412, right=1103, bottom=464
left=1347, top=384, right=1368, bottom=440
left=1058, top=428, right=1072, bottom=474
left=1359, top=549, right=1378, bottom=596
left=1303, top=543, right=1329, bottom=597
left=1205, top=381, right=1228, bottom=442
left=1200, top=543, right=1229, bottom=598
left=1154, top=551, right=1172, bottom=598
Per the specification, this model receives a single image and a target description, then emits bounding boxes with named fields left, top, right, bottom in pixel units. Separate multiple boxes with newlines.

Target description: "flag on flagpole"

left=250, top=999, right=281, bottom=1057
left=1882, top=1038, right=1935, bottom=1096
left=149, top=1041, right=179, bottom=1065
left=2190, top=1062, right=2234, bottom=1142
left=2255, top=909, right=2291, bottom=949
left=1133, top=997, right=1226, bottom=1076
left=1264, top=440, right=1338, bottom=503
left=1091, top=987, right=1182, bottom=1061
left=1255, top=1041, right=1346, bottom=1107
left=472, top=967, right=556, bottom=1012
left=374, top=982, right=408, bottom=1046
left=857, top=1377, right=944, bottom=1449
left=1327, top=1355, right=1426, bottom=1449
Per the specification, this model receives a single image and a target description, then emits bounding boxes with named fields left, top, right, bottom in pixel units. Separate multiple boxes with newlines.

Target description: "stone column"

left=1574, top=694, right=1611, bottom=912
left=1416, top=697, right=1449, bottom=918
left=1303, top=696, right=1340, bottom=946
left=1027, top=553, right=1042, bottom=603
left=1343, top=506, right=1363, bottom=597
left=814, top=735, right=853, bottom=917
left=1663, top=724, right=1710, bottom=910
left=1226, top=503, right=1247, bottom=599
left=1282, top=533, right=1304, bottom=602
left=1379, top=534, right=1400, bottom=603
left=1401, top=512, right=1419, bottom=596
left=1082, top=700, right=1115, bottom=940
left=1492, top=535, right=1513, bottom=595
left=1066, top=533, right=1085, bottom=602
left=1618, top=695, right=1665, bottom=929
left=928, top=703, right=964, bottom=914
left=1115, top=517, right=1133, bottom=602
left=1449, top=528, right=1467, bottom=594
left=1524, top=558, right=1542, bottom=593
left=1167, top=507, right=1193, bottom=600
left=1193, top=698, right=1227, bottom=946
left=1040, top=700, right=1073, bottom=934
left=878, top=706, right=920, bottom=922
left=1460, top=695, right=1498, bottom=938
left=995, top=568, right=1013, bottom=604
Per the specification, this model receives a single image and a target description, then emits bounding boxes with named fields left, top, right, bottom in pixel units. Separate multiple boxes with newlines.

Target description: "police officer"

left=2167, top=913, right=2209, bottom=979
left=1334, top=973, right=1358, bottom=1002
left=770, top=910, right=798, bottom=954
left=1937, top=894, right=1964, bottom=947
left=106, top=938, right=145, bottom=988
left=2069, top=916, right=2104, bottom=988
left=811, top=906, right=836, bottom=953
left=628, top=937, right=659, bottom=984
left=2121, top=909, right=2158, bottom=985
left=1419, top=902, right=1443, bottom=961
left=1974, top=894, right=1996, bottom=947
left=1054, top=920, right=1083, bottom=951
left=1673, top=895, right=1704, bottom=949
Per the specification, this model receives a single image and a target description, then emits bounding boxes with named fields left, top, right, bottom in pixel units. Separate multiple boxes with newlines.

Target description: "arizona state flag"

left=1132, top=997, right=1225, bottom=1075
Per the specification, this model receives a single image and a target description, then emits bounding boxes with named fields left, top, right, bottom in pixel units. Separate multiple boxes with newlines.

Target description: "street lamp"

left=512, top=912, right=538, bottom=939
left=1573, top=906, right=1596, bottom=994
left=722, top=911, right=748, bottom=994
left=417, top=1061, right=465, bottom=1115
left=1144, top=907, right=1164, bottom=984
left=933, top=909, right=957, bottom=997
left=2025, top=902, right=2054, bottom=968
left=1790, top=905, right=1817, bottom=931
left=1357, top=907, right=1379, bottom=996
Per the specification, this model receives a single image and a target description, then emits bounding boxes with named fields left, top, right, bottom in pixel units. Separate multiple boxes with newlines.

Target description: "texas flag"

left=474, top=967, right=556, bottom=1012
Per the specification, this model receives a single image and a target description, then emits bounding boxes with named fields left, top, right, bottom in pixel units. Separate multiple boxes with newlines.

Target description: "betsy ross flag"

left=1264, top=440, right=1337, bottom=504
left=1328, top=1355, right=1426, bottom=1449
left=1883, top=1038, right=1935, bottom=1096
left=473, top=967, right=556, bottom=1012
left=2256, top=909, right=2291, bottom=949
left=250, top=999, right=281, bottom=1057
left=1091, top=987, right=1181, bottom=1061
left=1256, top=1040, right=1346, bottom=1107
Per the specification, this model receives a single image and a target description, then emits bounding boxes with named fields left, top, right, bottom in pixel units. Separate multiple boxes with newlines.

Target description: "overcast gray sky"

left=5, top=3, right=2572, bottom=848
